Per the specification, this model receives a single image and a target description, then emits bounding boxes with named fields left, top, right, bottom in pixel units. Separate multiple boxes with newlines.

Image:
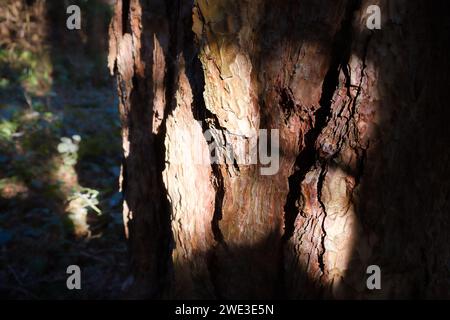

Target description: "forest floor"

left=0, top=46, right=128, bottom=299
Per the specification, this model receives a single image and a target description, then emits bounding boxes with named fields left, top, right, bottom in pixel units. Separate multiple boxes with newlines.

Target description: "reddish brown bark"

left=109, top=0, right=450, bottom=299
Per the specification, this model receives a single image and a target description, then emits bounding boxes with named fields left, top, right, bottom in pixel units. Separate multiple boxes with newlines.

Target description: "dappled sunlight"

left=1, top=0, right=448, bottom=301
left=0, top=0, right=53, bottom=96
left=0, top=0, right=126, bottom=299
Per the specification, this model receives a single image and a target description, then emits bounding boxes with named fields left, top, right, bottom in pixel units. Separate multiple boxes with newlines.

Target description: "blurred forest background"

left=0, top=0, right=127, bottom=299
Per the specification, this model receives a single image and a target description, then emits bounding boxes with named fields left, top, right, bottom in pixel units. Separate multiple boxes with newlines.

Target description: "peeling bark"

left=110, top=0, right=450, bottom=299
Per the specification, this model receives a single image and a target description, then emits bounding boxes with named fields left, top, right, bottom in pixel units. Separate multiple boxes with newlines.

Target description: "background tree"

left=109, top=0, right=450, bottom=299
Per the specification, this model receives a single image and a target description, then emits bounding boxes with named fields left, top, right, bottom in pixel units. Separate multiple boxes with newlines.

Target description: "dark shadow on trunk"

left=118, top=0, right=450, bottom=299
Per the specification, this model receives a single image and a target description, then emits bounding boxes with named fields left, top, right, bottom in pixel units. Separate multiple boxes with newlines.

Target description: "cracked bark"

left=110, top=0, right=450, bottom=299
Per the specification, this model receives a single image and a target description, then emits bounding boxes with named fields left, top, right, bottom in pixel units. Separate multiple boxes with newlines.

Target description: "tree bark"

left=109, top=0, right=450, bottom=299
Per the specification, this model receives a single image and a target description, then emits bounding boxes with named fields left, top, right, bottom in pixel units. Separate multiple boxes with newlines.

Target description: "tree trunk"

left=109, top=0, right=450, bottom=299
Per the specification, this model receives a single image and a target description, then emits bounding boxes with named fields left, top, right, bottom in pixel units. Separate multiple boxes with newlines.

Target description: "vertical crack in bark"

left=317, top=162, right=329, bottom=277
left=116, top=0, right=183, bottom=297
left=183, top=7, right=227, bottom=297
left=185, top=29, right=227, bottom=250
left=192, top=88, right=228, bottom=298
left=208, top=162, right=226, bottom=299
left=334, top=31, right=372, bottom=156
left=211, top=164, right=226, bottom=245
left=351, top=31, right=373, bottom=118
left=281, top=1, right=362, bottom=291
left=122, top=0, right=130, bottom=35
left=282, top=0, right=361, bottom=242
left=164, top=0, right=182, bottom=120
left=279, top=87, right=299, bottom=124
left=348, top=33, right=373, bottom=227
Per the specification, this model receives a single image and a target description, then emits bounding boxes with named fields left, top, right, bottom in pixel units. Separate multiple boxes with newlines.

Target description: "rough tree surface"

left=109, top=0, right=450, bottom=299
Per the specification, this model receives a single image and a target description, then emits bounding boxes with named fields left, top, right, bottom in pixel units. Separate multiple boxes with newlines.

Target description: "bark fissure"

left=112, top=0, right=184, bottom=298
left=110, top=0, right=450, bottom=299
left=282, top=0, right=362, bottom=243
left=317, top=162, right=329, bottom=276
left=185, top=30, right=227, bottom=297
left=211, top=164, right=226, bottom=245
left=351, top=32, right=373, bottom=118
left=122, top=0, right=130, bottom=35
left=187, top=53, right=228, bottom=248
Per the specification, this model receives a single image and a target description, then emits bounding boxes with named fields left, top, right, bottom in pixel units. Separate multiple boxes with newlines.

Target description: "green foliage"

left=0, top=118, right=18, bottom=142
left=0, top=47, right=52, bottom=94
left=69, top=187, right=102, bottom=215
left=0, top=77, right=10, bottom=88
left=0, top=109, right=60, bottom=190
